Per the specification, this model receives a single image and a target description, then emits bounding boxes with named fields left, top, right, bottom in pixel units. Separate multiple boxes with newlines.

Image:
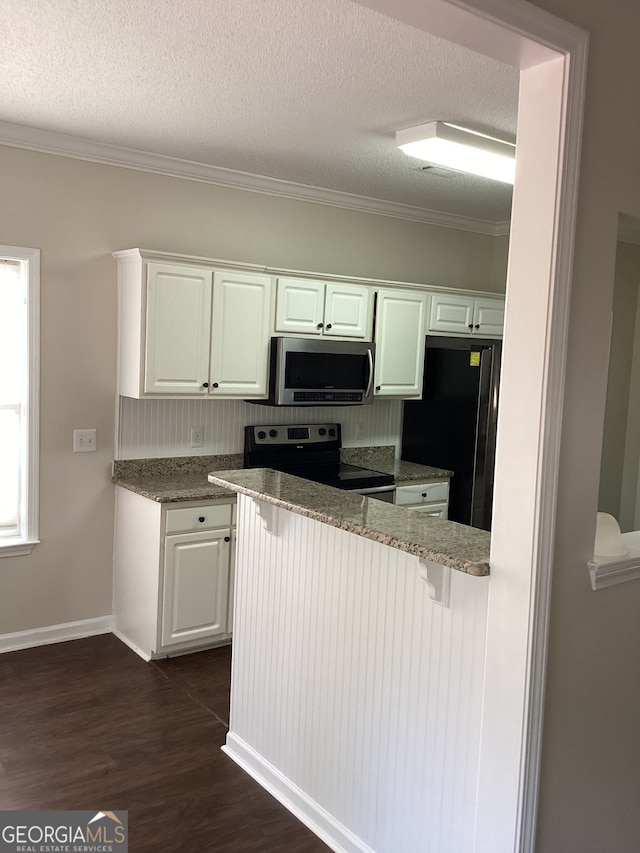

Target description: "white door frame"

left=356, top=2, right=588, bottom=851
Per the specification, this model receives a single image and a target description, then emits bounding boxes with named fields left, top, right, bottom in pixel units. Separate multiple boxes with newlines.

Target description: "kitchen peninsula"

left=208, top=468, right=491, bottom=853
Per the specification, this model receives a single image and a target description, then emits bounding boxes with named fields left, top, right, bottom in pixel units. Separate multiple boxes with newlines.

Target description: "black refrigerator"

left=401, top=336, right=501, bottom=531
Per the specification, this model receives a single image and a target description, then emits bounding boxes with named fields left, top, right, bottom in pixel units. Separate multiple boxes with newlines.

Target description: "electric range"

left=243, top=423, right=396, bottom=500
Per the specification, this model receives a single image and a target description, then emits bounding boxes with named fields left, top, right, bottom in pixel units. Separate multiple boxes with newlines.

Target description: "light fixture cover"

left=396, top=121, right=516, bottom=184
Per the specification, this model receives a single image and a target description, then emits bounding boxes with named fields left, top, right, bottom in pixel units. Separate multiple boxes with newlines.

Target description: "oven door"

left=353, top=484, right=397, bottom=502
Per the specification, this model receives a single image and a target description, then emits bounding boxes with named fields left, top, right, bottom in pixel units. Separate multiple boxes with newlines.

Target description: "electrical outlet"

left=190, top=426, right=204, bottom=448
left=73, top=429, right=97, bottom=453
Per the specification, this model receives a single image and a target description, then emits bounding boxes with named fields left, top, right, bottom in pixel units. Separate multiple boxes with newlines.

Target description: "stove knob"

left=257, top=430, right=266, bottom=440
left=269, top=429, right=278, bottom=438
left=319, top=427, right=326, bottom=436
left=328, top=428, right=336, bottom=436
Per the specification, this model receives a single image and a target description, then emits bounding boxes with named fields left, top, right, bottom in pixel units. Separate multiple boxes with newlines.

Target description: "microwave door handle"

left=365, top=348, right=374, bottom=398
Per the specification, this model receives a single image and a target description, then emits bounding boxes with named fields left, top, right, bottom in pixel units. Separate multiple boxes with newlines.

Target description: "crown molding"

left=0, top=120, right=508, bottom=237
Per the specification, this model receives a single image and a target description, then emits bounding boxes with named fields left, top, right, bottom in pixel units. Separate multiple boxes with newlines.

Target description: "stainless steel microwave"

left=250, top=337, right=375, bottom=406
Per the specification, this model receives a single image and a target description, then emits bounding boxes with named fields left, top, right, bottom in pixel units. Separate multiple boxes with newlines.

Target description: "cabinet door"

left=144, top=263, right=212, bottom=394
left=210, top=271, right=273, bottom=396
left=428, top=292, right=474, bottom=335
left=472, top=298, right=505, bottom=338
left=323, top=283, right=372, bottom=339
left=274, top=278, right=324, bottom=335
left=374, top=289, right=428, bottom=397
left=161, top=529, right=230, bottom=648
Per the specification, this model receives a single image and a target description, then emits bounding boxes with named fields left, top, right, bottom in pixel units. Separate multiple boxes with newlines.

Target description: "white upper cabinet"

left=115, top=250, right=273, bottom=398
left=210, top=270, right=273, bottom=397
left=472, top=298, right=505, bottom=338
left=144, top=263, right=213, bottom=395
left=373, top=289, right=428, bottom=398
left=275, top=277, right=373, bottom=339
left=429, top=292, right=504, bottom=338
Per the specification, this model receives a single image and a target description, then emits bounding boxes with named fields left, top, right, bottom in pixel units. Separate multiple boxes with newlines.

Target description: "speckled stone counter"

left=111, top=447, right=452, bottom=503
left=208, top=468, right=490, bottom=576
left=112, top=454, right=242, bottom=502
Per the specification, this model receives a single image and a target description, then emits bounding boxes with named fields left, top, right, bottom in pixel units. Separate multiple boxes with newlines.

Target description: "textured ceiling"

left=1, top=0, right=519, bottom=227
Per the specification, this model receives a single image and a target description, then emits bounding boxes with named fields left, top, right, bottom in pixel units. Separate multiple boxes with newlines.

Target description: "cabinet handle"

left=198, top=516, right=205, bottom=523
left=212, top=382, right=219, bottom=388
left=375, top=385, right=381, bottom=392
left=326, top=323, right=332, bottom=330
left=422, top=493, right=427, bottom=498
left=202, top=382, right=209, bottom=388
left=224, top=536, right=231, bottom=543
left=468, top=324, right=473, bottom=330
left=317, top=322, right=324, bottom=329
left=474, top=324, right=480, bottom=329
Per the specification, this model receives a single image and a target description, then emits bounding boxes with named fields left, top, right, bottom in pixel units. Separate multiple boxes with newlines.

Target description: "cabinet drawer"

left=165, top=503, right=232, bottom=534
left=404, top=501, right=448, bottom=518
left=395, top=481, right=449, bottom=506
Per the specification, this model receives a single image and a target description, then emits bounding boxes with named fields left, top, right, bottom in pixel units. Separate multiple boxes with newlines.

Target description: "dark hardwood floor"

left=0, top=634, right=330, bottom=852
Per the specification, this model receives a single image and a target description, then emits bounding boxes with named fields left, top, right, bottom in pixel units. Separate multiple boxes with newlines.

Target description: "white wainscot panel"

left=117, top=396, right=402, bottom=459
left=225, top=494, right=489, bottom=853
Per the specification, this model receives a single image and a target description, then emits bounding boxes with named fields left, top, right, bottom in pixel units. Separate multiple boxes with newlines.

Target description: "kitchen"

left=2, top=1, right=639, bottom=852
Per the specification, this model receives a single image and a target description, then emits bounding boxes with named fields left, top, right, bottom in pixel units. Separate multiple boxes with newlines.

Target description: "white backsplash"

left=117, top=396, right=403, bottom=459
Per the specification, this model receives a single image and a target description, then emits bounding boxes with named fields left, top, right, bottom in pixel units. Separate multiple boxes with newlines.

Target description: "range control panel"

left=245, top=423, right=341, bottom=449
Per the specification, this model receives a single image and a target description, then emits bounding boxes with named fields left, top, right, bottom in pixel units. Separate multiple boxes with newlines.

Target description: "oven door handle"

left=365, top=347, right=374, bottom=399
left=355, top=484, right=396, bottom=496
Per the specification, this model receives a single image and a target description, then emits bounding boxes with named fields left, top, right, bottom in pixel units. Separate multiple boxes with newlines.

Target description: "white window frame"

left=0, top=245, right=40, bottom=557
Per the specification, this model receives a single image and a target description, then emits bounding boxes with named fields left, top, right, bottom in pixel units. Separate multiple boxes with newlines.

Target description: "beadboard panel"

left=227, top=494, right=489, bottom=853
left=117, top=396, right=402, bottom=459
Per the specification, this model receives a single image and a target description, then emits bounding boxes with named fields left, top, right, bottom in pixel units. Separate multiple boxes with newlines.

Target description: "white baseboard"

left=111, top=628, right=152, bottom=662
left=222, top=732, right=375, bottom=853
left=0, top=616, right=114, bottom=654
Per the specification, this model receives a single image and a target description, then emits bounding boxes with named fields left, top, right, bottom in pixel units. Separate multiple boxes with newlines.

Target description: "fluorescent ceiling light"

left=396, top=121, right=516, bottom=184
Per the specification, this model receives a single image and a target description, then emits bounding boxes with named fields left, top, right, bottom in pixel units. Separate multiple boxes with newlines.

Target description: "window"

left=0, top=246, right=39, bottom=556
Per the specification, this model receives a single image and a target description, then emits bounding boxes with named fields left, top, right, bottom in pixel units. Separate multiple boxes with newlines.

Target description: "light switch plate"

left=73, top=429, right=97, bottom=452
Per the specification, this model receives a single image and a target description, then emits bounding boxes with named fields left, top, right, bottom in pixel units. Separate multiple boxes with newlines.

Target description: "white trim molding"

left=0, top=245, right=40, bottom=558
left=588, top=531, right=640, bottom=589
left=223, top=733, right=376, bottom=853
left=0, top=616, right=114, bottom=654
left=588, top=558, right=640, bottom=591
left=0, top=120, right=508, bottom=236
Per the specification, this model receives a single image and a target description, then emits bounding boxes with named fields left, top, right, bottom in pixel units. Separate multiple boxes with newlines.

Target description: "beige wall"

left=524, top=1, right=640, bottom=851
left=598, top=240, right=640, bottom=523
left=0, top=144, right=502, bottom=634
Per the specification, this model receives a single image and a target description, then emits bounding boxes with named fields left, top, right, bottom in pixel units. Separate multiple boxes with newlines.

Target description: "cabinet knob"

left=317, top=322, right=324, bottom=329
left=474, top=324, right=480, bottom=329
left=202, top=382, right=209, bottom=388
left=212, top=382, right=219, bottom=388
left=375, top=385, right=381, bottom=391
left=422, top=493, right=427, bottom=498
left=326, top=323, right=332, bottom=330
left=224, top=536, right=231, bottom=543
left=198, top=516, right=205, bottom=523
left=468, top=324, right=473, bottom=330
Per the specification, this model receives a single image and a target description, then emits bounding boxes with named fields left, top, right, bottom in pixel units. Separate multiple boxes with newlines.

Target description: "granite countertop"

left=208, top=468, right=490, bottom=577
left=111, top=447, right=451, bottom=503
left=112, top=454, right=242, bottom=502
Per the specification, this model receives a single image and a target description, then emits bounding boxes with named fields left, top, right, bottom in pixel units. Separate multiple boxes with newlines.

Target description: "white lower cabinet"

left=113, top=488, right=236, bottom=659
left=394, top=480, right=450, bottom=518
left=161, top=528, right=231, bottom=648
